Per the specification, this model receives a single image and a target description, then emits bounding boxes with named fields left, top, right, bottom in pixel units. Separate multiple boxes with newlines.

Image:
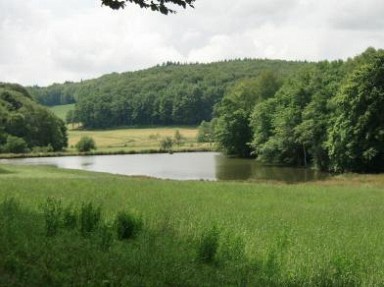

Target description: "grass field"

left=0, top=164, right=384, bottom=286
left=49, top=104, right=75, bottom=121
left=47, top=104, right=212, bottom=154
left=67, top=126, right=212, bottom=153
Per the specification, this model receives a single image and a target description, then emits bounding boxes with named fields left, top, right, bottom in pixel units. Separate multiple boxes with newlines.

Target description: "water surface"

left=0, top=152, right=329, bottom=183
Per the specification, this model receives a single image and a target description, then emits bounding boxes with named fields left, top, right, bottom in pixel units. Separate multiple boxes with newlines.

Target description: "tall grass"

left=1, top=165, right=384, bottom=285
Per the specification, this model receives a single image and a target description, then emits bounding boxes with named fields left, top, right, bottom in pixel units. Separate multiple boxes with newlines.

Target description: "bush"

left=3, top=135, right=28, bottom=154
left=79, top=202, right=101, bottom=237
left=75, top=136, right=96, bottom=152
left=31, top=144, right=54, bottom=153
left=115, top=211, right=143, bottom=240
left=160, top=136, right=173, bottom=152
left=174, top=130, right=185, bottom=146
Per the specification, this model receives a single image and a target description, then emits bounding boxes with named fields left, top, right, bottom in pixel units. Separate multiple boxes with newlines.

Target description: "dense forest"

left=28, top=59, right=308, bottom=128
left=0, top=83, right=67, bottom=153
left=212, top=48, right=384, bottom=172
left=27, top=48, right=384, bottom=173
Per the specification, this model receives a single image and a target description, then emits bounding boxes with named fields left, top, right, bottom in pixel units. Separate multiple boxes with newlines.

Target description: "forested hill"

left=28, top=59, right=309, bottom=128
left=0, top=83, right=67, bottom=153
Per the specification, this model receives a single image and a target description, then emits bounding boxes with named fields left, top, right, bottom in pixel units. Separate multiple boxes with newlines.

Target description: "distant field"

left=67, top=126, right=212, bottom=152
left=48, top=104, right=212, bottom=153
left=1, top=165, right=384, bottom=285
left=49, top=104, right=75, bottom=121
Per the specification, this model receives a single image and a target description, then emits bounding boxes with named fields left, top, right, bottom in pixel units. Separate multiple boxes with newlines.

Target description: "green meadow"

left=47, top=104, right=212, bottom=153
left=66, top=126, right=212, bottom=153
left=1, top=164, right=384, bottom=286
left=49, top=104, right=76, bottom=121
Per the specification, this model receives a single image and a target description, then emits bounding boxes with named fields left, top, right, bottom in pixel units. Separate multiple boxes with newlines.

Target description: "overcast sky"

left=1, top=0, right=383, bottom=86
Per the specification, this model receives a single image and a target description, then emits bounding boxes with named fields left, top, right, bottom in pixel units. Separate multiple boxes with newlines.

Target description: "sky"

left=1, top=0, right=383, bottom=86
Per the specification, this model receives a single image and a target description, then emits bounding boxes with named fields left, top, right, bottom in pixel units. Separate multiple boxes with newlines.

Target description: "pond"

left=0, top=152, right=330, bottom=183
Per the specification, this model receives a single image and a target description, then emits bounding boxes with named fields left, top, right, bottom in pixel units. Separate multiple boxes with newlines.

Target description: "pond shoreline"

left=0, top=147, right=215, bottom=159
left=0, top=152, right=330, bottom=183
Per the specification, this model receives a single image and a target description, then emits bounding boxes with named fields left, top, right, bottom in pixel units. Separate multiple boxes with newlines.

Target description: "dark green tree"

left=327, top=49, right=384, bottom=172
left=32, top=59, right=305, bottom=129
left=3, top=135, right=28, bottom=154
left=0, top=83, right=67, bottom=152
left=215, top=109, right=253, bottom=157
left=250, top=67, right=314, bottom=165
left=215, top=71, right=281, bottom=157
left=293, top=61, right=345, bottom=169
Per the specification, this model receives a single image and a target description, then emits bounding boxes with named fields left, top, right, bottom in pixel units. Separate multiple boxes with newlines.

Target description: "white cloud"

left=0, top=0, right=383, bottom=86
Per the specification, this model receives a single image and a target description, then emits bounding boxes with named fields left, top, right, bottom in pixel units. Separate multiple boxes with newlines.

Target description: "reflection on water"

left=80, top=156, right=95, bottom=167
left=215, top=154, right=329, bottom=183
left=0, top=152, right=329, bottom=183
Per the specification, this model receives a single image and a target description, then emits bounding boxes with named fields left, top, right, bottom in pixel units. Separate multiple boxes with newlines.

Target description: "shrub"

left=197, top=226, right=220, bottom=264
left=75, top=136, right=96, bottom=152
left=3, top=135, right=28, bottom=154
left=31, top=144, right=54, bottom=153
left=160, top=136, right=173, bottom=152
left=174, top=130, right=185, bottom=146
left=115, top=211, right=143, bottom=240
left=79, top=202, right=101, bottom=237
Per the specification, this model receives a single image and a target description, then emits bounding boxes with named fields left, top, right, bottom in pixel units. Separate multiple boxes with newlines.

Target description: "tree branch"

left=101, top=0, right=195, bottom=14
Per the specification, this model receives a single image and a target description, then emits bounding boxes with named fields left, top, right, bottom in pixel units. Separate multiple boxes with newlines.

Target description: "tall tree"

left=327, top=49, right=384, bottom=172
left=215, top=71, right=281, bottom=157
left=250, top=67, right=314, bottom=165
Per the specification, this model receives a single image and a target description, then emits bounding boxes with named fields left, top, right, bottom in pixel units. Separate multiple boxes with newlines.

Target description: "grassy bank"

left=0, top=164, right=384, bottom=285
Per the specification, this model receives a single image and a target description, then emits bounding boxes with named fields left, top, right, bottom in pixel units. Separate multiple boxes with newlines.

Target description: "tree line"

left=0, top=83, right=67, bottom=153
left=211, top=48, right=384, bottom=172
left=28, top=59, right=306, bottom=128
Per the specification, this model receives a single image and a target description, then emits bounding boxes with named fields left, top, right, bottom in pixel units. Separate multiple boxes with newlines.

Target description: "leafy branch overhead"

left=101, top=0, right=195, bottom=14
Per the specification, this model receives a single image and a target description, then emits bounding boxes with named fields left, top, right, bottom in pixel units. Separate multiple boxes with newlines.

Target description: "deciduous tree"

left=327, top=49, right=384, bottom=172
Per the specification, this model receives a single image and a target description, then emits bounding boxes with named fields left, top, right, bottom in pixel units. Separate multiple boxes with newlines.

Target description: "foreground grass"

left=1, top=164, right=384, bottom=286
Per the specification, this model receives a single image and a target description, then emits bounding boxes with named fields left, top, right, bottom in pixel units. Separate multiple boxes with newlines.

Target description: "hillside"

left=0, top=83, right=67, bottom=153
left=28, top=59, right=309, bottom=128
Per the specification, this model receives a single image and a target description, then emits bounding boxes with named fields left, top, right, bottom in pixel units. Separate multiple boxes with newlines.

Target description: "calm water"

left=0, top=152, right=329, bottom=183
